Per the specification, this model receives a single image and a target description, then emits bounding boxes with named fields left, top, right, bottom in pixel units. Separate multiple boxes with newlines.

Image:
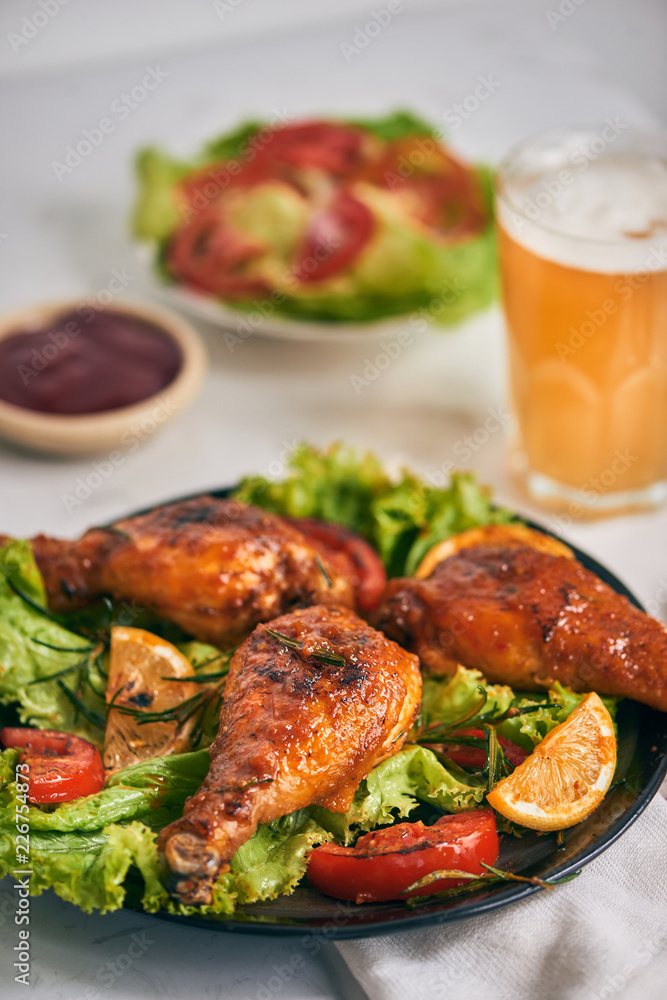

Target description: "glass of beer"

left=496, top=126, right=667, bottom=515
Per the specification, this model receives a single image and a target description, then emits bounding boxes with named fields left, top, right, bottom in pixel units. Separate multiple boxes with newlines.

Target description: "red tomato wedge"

left=167, top=205, right=270, bottom=299
left=438, top=729, right=528, bottom=770
left=307, top=808, right=499, bottom=903
left=179, top=121, right=366, bottom=208
left=1, top=727, right=105, bottom=804
left=286, top=517, right=387, bottom=613
left=254, top=121, right=366, bottom=176
left=366, top=136, right=488, bottom=241
left=291, top=191, right=375, bottom=283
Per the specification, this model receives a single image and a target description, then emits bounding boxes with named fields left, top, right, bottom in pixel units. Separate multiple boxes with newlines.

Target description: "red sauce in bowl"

left=0, top=308, right=183, bottom=415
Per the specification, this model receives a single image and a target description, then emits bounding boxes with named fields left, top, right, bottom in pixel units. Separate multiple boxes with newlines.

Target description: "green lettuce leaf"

left=234, top=442, right=513, bottom=576
left=497, top=682, right=619, bottom=750
left=311, top=744, right=485, bottom=845
left=179, top=811, right=330, bottom=918
left=0, top=541, right=106, bottom=742
left=0, top=748, right=329, bottom=916
left=421, top=666, right=515, bottom=729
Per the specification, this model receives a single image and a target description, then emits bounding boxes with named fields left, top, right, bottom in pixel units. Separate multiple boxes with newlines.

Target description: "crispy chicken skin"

left=375, top=543, right=667, bottom=713
left=21, top=497, right=354, bottom=648
left=159, top=604, right=422, bottom=905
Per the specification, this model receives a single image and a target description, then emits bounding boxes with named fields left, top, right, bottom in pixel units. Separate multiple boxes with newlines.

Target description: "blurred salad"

left=133, top=112, right=497, bottom=324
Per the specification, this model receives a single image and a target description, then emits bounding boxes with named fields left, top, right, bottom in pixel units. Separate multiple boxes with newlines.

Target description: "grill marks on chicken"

left=25, top=497, right=354, bottom=648
left=374, top=544, right=667, bottom=713
left=158, top=604, right=422, bottom=905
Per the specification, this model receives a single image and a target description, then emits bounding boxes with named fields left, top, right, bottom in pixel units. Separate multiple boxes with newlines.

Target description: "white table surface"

left=1, top=1, right=666, bottom=997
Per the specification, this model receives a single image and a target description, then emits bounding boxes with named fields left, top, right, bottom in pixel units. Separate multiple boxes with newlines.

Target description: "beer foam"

left=498, top=155, right=667, bottom=273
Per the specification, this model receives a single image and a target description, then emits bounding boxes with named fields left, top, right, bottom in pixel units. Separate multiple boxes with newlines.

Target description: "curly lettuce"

left=235, top=441, right=514, bottom=577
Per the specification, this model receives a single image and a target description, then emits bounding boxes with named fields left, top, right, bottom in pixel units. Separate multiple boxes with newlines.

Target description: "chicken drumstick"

left=159, top=604, right=422, bottom=905
left=16, top=497, right=355, bottom=648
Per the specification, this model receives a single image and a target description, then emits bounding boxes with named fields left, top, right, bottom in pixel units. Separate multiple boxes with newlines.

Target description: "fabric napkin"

left=336, top=793, right=667, bottom=1000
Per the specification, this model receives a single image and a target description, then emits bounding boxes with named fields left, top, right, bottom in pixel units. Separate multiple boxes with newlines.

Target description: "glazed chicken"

left=375, top=534, right=667, bottom=713
left=18, top=497, right=356, bottom=648
left=158, top=604, right=422, bottom=905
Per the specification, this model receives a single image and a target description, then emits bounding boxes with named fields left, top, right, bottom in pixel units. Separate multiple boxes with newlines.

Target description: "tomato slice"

left=180, top=121, right=366, bottom=209
left=255, top=121, right=366, bottom=176
left=166, top=205, right=270, bottom=299
left=1, top=727, right=105, bottom=804
left=291, top=190, right=374, bottom=283
left=438, top=729, right=528, bottom=770
left=307, top=808, right=499, bottom=903
left=365, top=137, right=488, bottom=241
left=287, top=517, right=387, bottom=613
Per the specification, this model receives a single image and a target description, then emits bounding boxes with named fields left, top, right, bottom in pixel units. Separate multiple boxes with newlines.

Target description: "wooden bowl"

left=0, top=298, right=208, bottom=457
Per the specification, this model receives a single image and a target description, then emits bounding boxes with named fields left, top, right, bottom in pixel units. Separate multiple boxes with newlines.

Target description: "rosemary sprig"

left=3, top=574, right=65, bottom=624
left=27, top=657, right=91, bottom=686
left=164, top=670, right=230, bottom=683
left=315, top=555, right=332, bottom=588
left=404, top=862, right=580, bottom=905
left=114, top=689, right=208, bottom=726
left=264, top=628, right=346, bottom=668
left=31, top=637, right=97, bottom=654
left=56, top=678, right=106, bottom=729
left=414, top=689, right=563, bottom=791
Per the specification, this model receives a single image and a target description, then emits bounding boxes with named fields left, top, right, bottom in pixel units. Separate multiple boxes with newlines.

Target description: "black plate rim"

left=43, top=488, right=667, bottom=936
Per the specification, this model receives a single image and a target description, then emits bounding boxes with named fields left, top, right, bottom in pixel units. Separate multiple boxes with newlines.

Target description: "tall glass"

left=496, top=127, right=667, bottom=514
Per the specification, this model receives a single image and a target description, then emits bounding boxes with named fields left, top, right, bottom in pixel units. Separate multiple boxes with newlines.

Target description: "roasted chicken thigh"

left=375, top=540, right=667, bottom=712
left=19, top=497, right=354, bottom=647
left=159, top=604, right=422, bottom=904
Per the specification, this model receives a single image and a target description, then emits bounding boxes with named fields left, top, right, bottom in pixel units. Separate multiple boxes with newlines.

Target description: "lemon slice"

left=104, top=626, right=198, bottom=773
left=415, top=523, right=573, bottom=579
left=486, top=692, right=617, bottom=831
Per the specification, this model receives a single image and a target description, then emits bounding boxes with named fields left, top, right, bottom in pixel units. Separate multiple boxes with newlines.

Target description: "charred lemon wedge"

left=104, top=626, right=198, bottom=773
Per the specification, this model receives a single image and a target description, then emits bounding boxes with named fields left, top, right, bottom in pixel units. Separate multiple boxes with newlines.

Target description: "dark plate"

left=7, top=490, right=667, bottom=938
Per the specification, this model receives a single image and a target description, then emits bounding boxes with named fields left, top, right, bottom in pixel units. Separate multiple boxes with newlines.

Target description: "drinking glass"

left=496, top=126, right=667, bottom=515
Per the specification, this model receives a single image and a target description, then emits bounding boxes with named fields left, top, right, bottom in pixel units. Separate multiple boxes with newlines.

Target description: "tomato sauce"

left=0, top=308, right=182, bottom=414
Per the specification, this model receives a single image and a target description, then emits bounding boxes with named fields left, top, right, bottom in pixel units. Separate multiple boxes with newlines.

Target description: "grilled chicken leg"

left=375, top=541, right=667, bottom=713
left=159, top=604, right=421, bottom=905
left=15, top=497, right=355, bottom=648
